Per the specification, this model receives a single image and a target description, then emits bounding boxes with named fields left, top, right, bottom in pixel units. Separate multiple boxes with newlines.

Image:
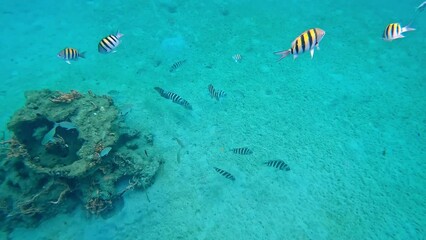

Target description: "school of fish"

left=55, top=2, right=425, bottom=183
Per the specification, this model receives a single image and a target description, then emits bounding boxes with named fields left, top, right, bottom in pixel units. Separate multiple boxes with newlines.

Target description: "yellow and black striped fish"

left=98, top=32, right=124, bottom=53
left=213, top=167, right=235, bottom=181
left=264, top=160, right=290, bottom=171
left=57, top=48, right=85, bottom=64
left=382, top=23, right=415, bottom=41
left=154, top=87, right=192, bottom=110
left=169, top=60, right=186, bottom=72
left=274, top=28, right=325, bottom=60
left=231, top=147, right=253, bottom=155
left=208, top=84, right=227, bottom=101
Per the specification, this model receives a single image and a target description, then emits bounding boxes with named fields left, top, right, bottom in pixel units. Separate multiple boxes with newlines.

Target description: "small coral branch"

left=50, top=183, right=71, bottom=205
left=50, top=90, right=81, bottom=103
left=118, top=176, right=151, bottom=202
left=18, top=203, right=43, bottom=217
left=118, top=178, right=138, bottom=197
left=8, top=182, right=53, bottom=217
left=20, top=181, right=53, bottom=205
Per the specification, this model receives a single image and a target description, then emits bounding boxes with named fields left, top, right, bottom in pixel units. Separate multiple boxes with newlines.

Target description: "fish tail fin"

left=79, top=51, right=86, bottom=59
left=274, top=49, right=291, bottom=61
left=116, top=31, right=124, bottom=39
left=402, top=25, right=416, bottom=33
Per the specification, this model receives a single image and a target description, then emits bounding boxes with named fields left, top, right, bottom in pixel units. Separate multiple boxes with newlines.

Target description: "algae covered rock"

left=0, top=89, right=162, bottom=231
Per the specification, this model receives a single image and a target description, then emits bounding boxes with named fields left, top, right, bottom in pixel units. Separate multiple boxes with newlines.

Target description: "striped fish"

left=382, top=23, right=415, bottom=41
left=264, top=160, right=290, bottom=171
left=208, top=84, right=227, bottom=101
left=98, top=32, right=124, bottom=53
left=232, top=54, right=242, bottom=63
left=231, top=147, right=253, bottom=155
left=154, top=87, right=192, bottom=110
left=274, top=28, right=325, bottom=60
left=213, top=167, right=235, bottom=181
left=169, top=60, right=186, bottom=72
left=57, top=48, right=85, bottom=64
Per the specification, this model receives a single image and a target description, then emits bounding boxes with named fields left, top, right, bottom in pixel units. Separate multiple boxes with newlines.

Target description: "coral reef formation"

left=0, top=90, right=162, bottom=231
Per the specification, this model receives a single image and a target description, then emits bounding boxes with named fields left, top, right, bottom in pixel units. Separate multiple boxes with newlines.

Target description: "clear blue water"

left=0, top=0, right=425, bottom=239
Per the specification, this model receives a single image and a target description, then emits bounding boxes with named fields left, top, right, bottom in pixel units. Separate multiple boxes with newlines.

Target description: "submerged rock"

left=0, top=89, right=162, bottom=231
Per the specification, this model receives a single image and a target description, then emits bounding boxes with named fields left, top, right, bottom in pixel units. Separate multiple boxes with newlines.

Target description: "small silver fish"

left=41, top=121, right=77, bottom=145
left=57, top=121, right=76, bottom=130
left=41, top=127, right=57, bottom=145
left=100, top=147, right=112, bottom=158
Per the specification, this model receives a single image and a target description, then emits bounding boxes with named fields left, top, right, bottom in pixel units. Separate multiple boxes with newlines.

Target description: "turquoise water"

left=0, top=0, right=425, bottom=239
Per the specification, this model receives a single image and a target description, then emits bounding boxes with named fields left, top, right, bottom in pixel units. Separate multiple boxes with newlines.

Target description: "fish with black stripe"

left=98, top=32, right=124, bottom=53
left=274, top=28, right=325, bottom=60
left=382, top=23, right=415, bottom=41
left=213, top=167, right=235, bottom=181
left=231, top=147, right=253, bottom=155
left=57, top=48, right=85, bottom=64
left=154, top=87, right=193, bottom=110
left=208, top=84, right=227, bottom=101
left=264, top=160, right=290, bottom=171
left=169, top=60, right=186, bottom=72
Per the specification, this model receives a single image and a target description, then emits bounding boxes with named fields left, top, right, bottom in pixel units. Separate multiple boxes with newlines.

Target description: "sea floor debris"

left=0, top=89, right=162, bottom=231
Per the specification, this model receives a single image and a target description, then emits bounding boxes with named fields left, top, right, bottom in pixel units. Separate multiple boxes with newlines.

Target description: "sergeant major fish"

left=98, top=32, right=124, bottom=53
left=274, top=28, right=326, bottom=60
left=208, top=84, right=226, bottom=101
left=382, top=23, right=415, bottom=41
left=154, top=87, right=193, bottom=110
left=231, top=147, right=253, bottom=155
left=232, top=54, right=242, bottom=63
left=169, top=60, right=186, bottom=72
left=213, top=167, right=235, bottom=181
left=57, top=48, right=85, bottom=64
left=264, top=160, right=290, bottom=171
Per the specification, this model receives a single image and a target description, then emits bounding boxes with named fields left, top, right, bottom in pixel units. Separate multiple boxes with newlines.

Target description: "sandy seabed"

left=0, top=0, right=425, bottom=239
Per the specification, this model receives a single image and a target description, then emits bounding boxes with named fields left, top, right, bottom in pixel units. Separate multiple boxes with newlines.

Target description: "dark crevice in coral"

left=35, top=176, right=50, bottom=189
left=12, top=118, right=52, bottom=152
